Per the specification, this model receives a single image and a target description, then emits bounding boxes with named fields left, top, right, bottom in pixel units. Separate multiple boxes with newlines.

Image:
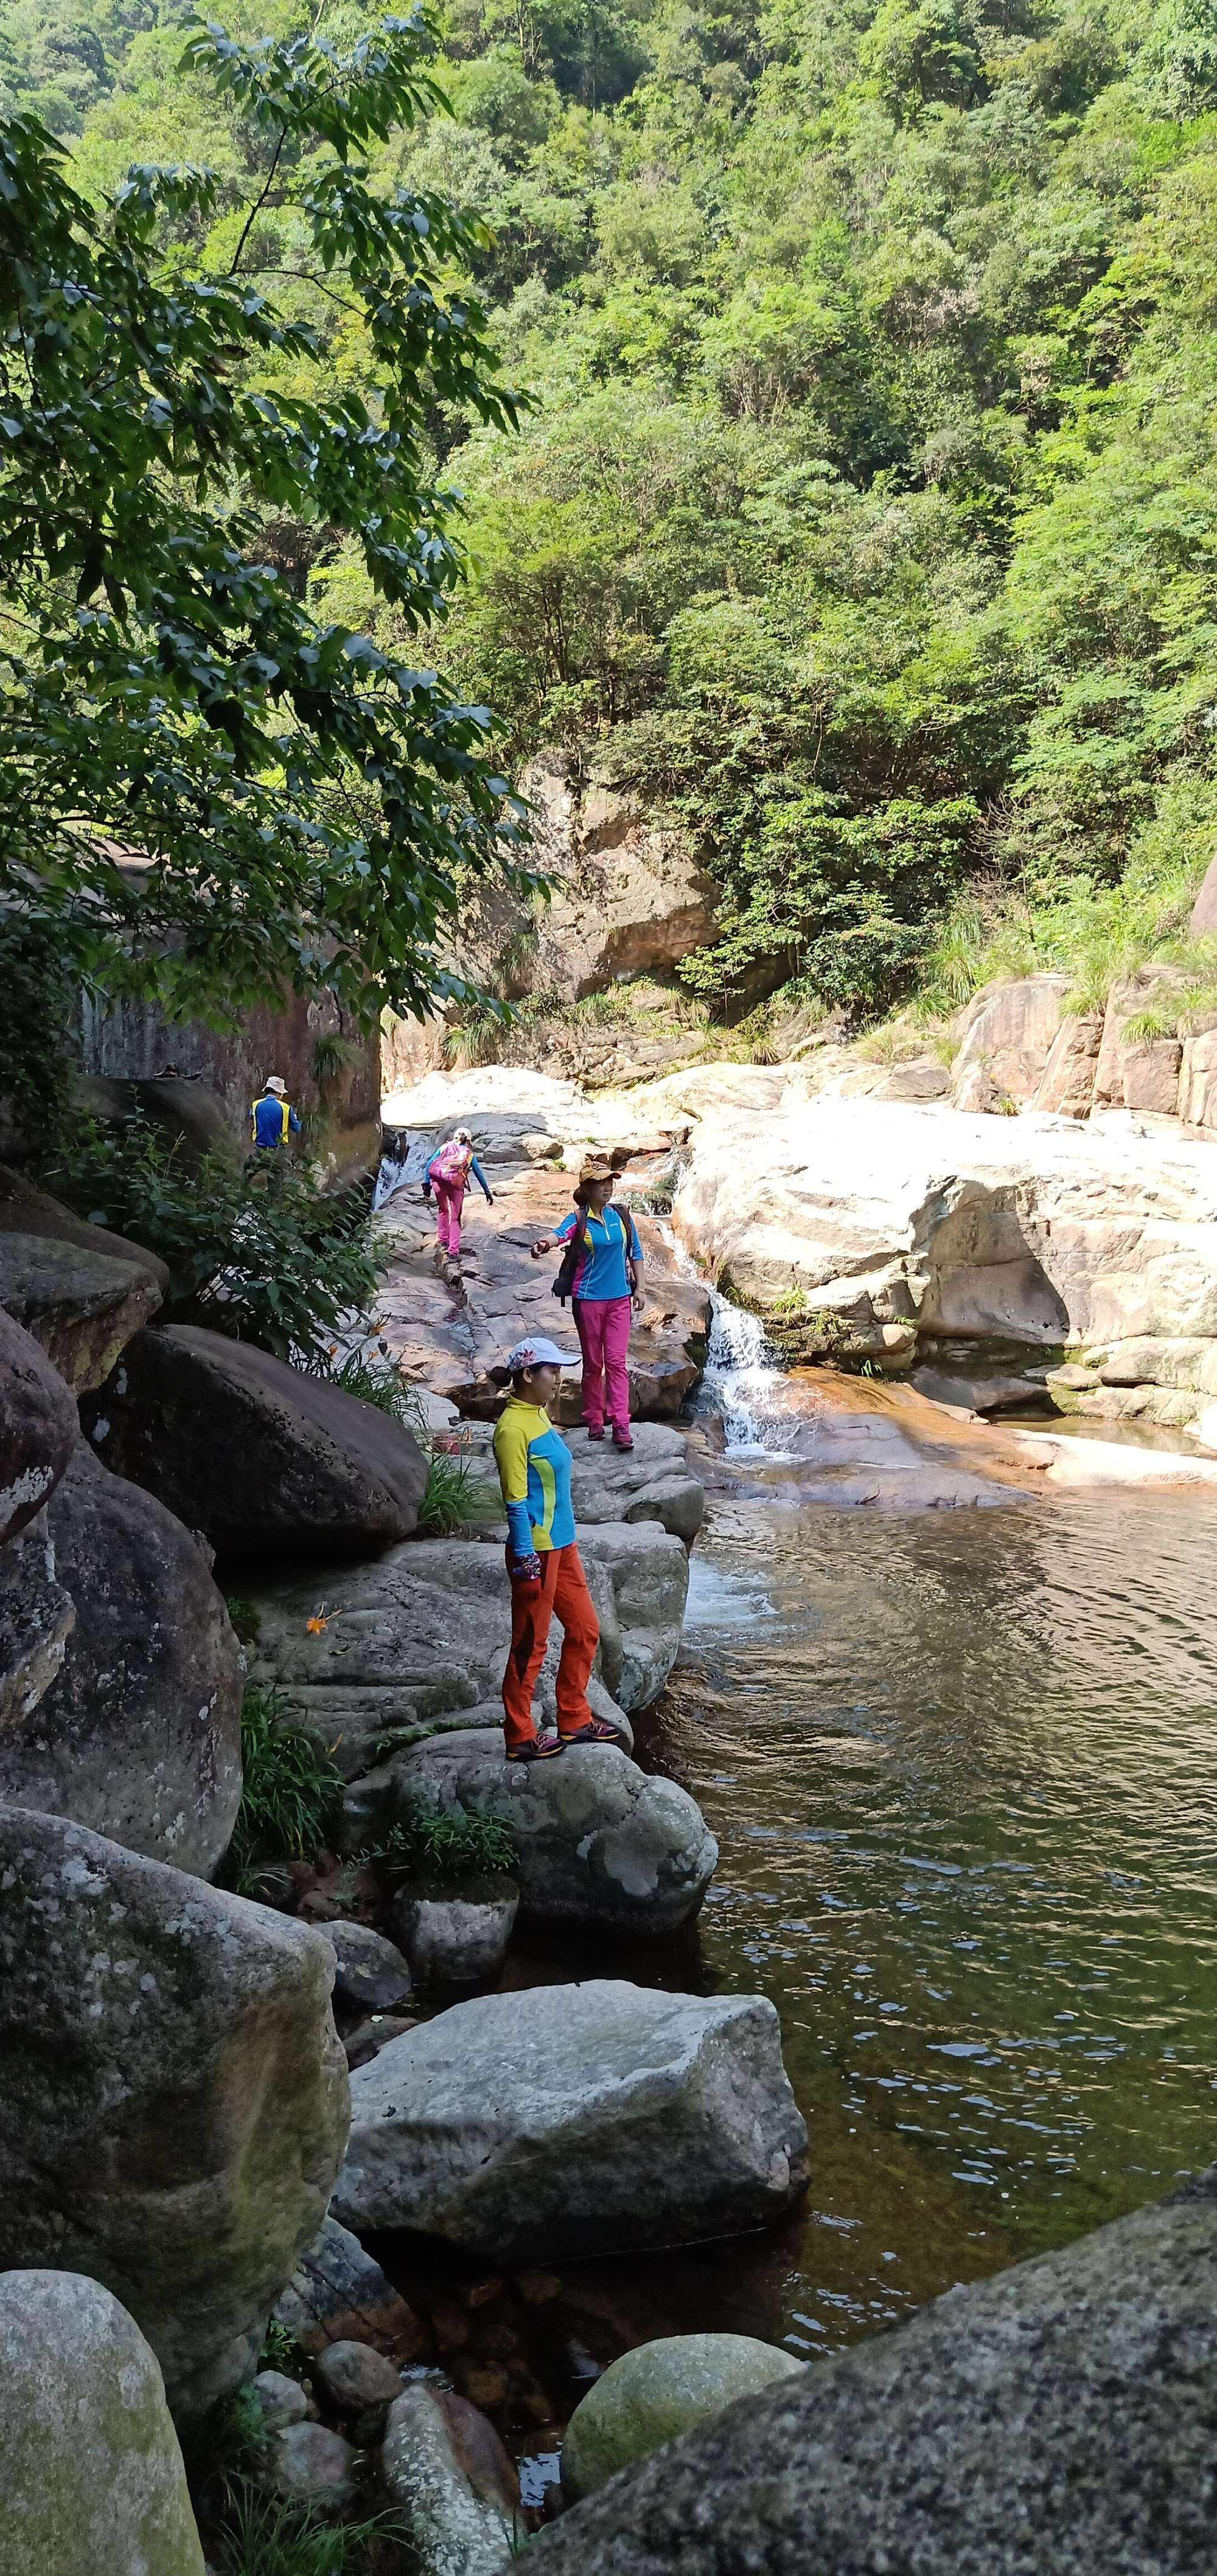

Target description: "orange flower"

left=305, top=1611, right=329, bottom=1635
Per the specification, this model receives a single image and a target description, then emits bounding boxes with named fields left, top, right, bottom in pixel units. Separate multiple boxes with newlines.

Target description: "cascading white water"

left=700, top=1287, right=793, bottom=1453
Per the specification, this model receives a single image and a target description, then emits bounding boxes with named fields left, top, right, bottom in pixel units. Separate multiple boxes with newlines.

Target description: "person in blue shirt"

left=531, top=1154, right=643, bottom=1449
left=250, top=1075, right=301, bottom=1152
left=492, top=1336, right=622, bottom=1762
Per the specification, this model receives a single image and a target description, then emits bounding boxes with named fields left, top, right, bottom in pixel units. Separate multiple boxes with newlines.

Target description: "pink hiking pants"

left=574, top=1295, right=632, bottom=1435
left=434, top=1179, right=466, bottom=1255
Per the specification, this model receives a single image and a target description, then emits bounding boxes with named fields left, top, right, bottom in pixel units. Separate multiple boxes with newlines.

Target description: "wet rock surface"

left=271, top=2215, right=425, bottom=2359
left=531, top=2167, right=1217, bottom=2576
left=0, top=1444, right=243, bottom=1876
left=0, top=1806, right=350, bottom=2421
left=333, top=1981, right=807, bottom=2260
left=82, top=1324, right=429, bottom=1561
left=0, top=2268, right=205, bottom=2576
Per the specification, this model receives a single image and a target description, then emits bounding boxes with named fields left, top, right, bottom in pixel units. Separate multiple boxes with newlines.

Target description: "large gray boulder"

left=0, top=1445, right=242, bottom=1876
left=561, top=2335, right=803, bottom=2501
left=0, top=1806, right=350, bottom=2421
left=333, top=1981, right=807, bottom=2261
left=0, top=2269, right=204, bottom=2576
left=360, top=1731, right=715, bottom=1935
left=247, top=1524, right=685, bottom=1785
left=531, top=2165, right=1217, bottom=2576
left=0, top=1305, right=77, bottom=1544
left=0, top=1161, right=169, bottom=1288
left=81, top=1324, right=430, bottom=1561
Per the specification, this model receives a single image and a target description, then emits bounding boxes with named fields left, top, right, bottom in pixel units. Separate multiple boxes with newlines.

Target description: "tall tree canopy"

left=0, top=15, right=530, bottom=1033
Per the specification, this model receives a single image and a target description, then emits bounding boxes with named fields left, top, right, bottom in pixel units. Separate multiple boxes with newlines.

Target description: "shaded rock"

left=367, top=1737, right=716, bottom=1935
left=1179, top=1026, right=1217, bottom=1129
left=520, top=757, right=720, bottom=998
left=0, top=1806, right=350, bottom=2422
left=344, top=2013, right=419, bottom=2071
left=0, top=1230, right=163, bottom=1393
left=912, top=1365, right=1045, bottom=1416
left=314, top=2339, right=403, bottom=2418
left=1092, top=967, right=1190, bottom=1114
left=1189, top=853, right=1217, bottom=937
left=333, top=1981, right=807, bottom=2261
left=265, top=2422, right=357, bottom=2512
left=247, top=1523, right=682, bottom=1789
left=383, top=2384, right=519, bottom=2576
left=272, top=2215, right=425, bottom=2359
left=0, top=1507, right=75, bottom=1732
left=0, top=2268, right=204, bottom=2576
left=0, top=1305, right=77, bottom=1544
left=392, top=1876, right=518, bottom=1987
left=81, top=1325, right=429, bottom=1561
left=250, top=2370, right=310, bottom=2433
left=328, top=1920, right=413, bottom=2015
left=0, top=1444, right=242, bottom=1876
left=530, top=2165, right=1217, bottom=2576
left=1036, top=1012, right=1101, bottom=1116
left=0, top=1162, right=169, bottom=1289
left=561, top=2334, right=803, bottom=2501
left=565, top=1420, right=704, bottom=1544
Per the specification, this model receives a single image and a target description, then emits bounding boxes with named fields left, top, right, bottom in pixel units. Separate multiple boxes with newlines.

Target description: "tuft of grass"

left=259, top=2319, right=304, bottom=2376
left=221, top=1686, right=343, bottom=1895
left=211, top=2482, right=414, bottom=2576
left=313, top=1349, right=420, bottom=1426
left=364, top=1801, right=517, bottom=1887
left=416, top=1445, right=487, bottom=1535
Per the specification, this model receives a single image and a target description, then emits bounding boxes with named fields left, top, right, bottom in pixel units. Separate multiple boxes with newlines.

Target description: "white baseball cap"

left=506, top=1337, right=576, bottom=1372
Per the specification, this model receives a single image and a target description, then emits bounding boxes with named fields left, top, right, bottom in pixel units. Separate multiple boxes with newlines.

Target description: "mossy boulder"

left=561, top=2334, right=803, bottom=2501
left=0, top=2269, right=204, bottom=2575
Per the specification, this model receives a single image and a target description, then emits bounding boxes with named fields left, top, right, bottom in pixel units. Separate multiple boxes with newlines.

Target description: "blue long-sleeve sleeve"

left=470, top=1155, right=493, bottom=1201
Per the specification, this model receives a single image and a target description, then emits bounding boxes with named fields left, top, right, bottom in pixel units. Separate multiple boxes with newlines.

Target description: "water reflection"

left=650, top=1486, right=1217, bottom=2353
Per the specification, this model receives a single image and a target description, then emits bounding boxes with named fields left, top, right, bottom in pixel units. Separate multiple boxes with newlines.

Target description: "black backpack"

left=553, top=1203, right=638, bottom=1305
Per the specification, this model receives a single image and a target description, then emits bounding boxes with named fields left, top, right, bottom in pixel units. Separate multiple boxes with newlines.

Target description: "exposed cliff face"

left=520, top=759, right=719, bottom=1000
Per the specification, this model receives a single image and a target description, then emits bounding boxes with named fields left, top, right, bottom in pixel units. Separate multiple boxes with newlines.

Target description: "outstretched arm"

left=470, top=1154, right=494, bottom=1203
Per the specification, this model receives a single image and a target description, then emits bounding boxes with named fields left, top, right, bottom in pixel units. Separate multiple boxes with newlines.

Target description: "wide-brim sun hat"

left=504, top=1337, right=577, bottom=1373
left=265, top=1075, right=287, bottom=1094
left=577, top=1153, right=616, bottom=1186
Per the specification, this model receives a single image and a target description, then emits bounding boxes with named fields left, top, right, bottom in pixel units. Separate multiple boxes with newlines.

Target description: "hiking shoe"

left=561, top=1719, right=624, bottom=1747
left=612, top=1430, right=635, bottom=1451
left=585, top=1425, right=605, bottom=1442
left=506, top=1732, right=565, bottom=1763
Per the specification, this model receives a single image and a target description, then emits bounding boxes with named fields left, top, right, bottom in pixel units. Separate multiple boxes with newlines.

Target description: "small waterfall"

left=700, top=1288, right=793, bottom=1453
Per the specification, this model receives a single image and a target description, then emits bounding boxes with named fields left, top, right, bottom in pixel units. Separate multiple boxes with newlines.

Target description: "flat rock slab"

left=246, top=1524, right=684, bottom=1789
left=0, top=1444, right=243, bottom=1877
left=333, top=1980, right=807, bottom=2262
left=0, top=1806, right=350, bottom=2422
left=82, top=1324, right=428, bottom=1561
left=0, top=2268, right=204, bottom=2576
left=532, top=2165, right=1217, bottom=2576
left=367, top=1734, right=715, bottom=1935
left=375, top=1164, right=710, bottom=1422
left=0, top=1305, right=77, bottom=1544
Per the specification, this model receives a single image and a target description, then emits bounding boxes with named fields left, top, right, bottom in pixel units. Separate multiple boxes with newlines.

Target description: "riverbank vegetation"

left=5, top=0, right=1217, bottom=1037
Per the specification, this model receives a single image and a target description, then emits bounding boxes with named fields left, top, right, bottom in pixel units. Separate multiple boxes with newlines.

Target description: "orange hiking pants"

left=502, top=1543, right=599, bottom=1755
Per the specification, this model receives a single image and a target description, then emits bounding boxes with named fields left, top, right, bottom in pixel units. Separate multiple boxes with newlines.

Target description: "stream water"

left=635, top=1291, right=1217, bottom=2360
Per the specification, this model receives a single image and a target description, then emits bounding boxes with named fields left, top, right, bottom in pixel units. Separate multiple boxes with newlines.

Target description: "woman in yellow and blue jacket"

left=492, top=1337, right=622, bottom=1763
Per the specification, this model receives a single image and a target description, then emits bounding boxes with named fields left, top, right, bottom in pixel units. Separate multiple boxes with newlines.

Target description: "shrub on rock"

left=0, top=1805, right=350, bottom=2422
left=333, top=1980, right=807, bottom=2261
left=0, top=2268, right=205, bottom=2575
left=0, top=1445, right=243, bottom=1877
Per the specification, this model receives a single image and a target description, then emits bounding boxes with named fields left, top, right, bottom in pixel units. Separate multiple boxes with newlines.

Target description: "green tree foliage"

left=0, top=17, right=532, bottom=1043
left=9, top=0, right=1217, bottom=1019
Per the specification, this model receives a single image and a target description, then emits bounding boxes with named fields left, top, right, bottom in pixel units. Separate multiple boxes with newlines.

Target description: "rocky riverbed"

left=4, top=1044, right=1217, bottom=2575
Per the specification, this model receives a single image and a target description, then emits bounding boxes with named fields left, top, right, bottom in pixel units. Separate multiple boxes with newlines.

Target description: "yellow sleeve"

left=493, top=1409, right=531, bottom=1508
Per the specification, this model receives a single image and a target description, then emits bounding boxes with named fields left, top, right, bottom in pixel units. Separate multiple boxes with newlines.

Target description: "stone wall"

left=80, top=986, right=380, bottom=1179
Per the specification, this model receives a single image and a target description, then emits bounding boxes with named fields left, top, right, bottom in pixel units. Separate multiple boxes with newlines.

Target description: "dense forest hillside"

left=8, top=0, right=1217, bottom=1027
